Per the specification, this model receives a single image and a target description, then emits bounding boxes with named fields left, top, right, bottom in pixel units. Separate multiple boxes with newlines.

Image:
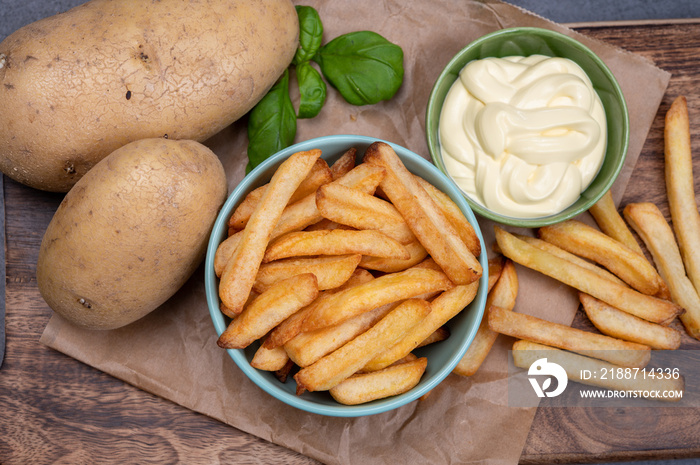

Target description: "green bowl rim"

left=204, top=134, right=489, bottom=417
left=425, top=26, right=630, bottom=228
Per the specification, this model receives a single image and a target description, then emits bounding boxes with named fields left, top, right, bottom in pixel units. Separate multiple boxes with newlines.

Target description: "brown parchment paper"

left=39, top=1, right=670, bottom=464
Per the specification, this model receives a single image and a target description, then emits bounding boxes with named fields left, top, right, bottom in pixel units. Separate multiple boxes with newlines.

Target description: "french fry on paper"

left=624, top=202, right=700, bottom=340
left=219, top=149, right=321, bottom=314
left=453, top=259, right=519, bottom=377
left=495, top=226, right=683, bottom=325
left=512, top=340, right=684, bottom=402
left=665, top=95, right=700, bottom=297
left=329, top=357, right=428, bottom=405
left=488, top=305, right=651, bottom=368
left=363, top=141, right=482, bottom=285
left=588, top=190, right=645, bottom=256
left=253, top=254, right=361, bottom=293
left=217, top=273, right=319, bottom=349
left=487, top=256, right=505, bottom=293
left=294, top=299, right=432, bottom=393
left=580, top=293, right=681, bottom=350
left=538, top=219, right=664, bottom=296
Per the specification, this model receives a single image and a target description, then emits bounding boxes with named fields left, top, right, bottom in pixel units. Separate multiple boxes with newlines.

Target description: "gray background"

left=1, top=1, right=699, bottom=465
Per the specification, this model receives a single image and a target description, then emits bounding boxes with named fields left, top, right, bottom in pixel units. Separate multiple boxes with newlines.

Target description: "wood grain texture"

left=1, top=21, right=700, bottom=465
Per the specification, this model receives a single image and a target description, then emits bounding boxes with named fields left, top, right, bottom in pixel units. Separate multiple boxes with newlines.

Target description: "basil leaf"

left=246, top=69, right=297, bottom=172
left=313, top=31, right=404, bottom=106
left=296, top=62, right=327, bottom=119
left=293, top=6, right=323, bottom=66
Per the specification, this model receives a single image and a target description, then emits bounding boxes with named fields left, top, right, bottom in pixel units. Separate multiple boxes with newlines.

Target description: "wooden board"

left=1, top=22, right=699, bottom=464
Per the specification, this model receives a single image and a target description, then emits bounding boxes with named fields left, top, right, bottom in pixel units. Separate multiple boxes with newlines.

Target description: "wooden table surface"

left=2, top=21, right=700, bottom=465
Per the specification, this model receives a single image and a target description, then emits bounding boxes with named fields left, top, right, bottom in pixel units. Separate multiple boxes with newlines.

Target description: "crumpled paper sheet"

left=40, top=1, right=670, bottom=464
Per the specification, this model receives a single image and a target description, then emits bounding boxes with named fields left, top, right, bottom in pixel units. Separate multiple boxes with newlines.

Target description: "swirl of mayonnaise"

left=439, top=55, right=607, bottom=218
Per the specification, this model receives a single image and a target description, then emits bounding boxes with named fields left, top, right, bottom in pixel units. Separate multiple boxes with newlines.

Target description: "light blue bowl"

left=205, top=135, right=489, bottom=417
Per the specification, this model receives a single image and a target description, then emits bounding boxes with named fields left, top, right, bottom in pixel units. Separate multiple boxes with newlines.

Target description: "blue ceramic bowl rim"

left=425, top=26, right=630, bottom=228
left=205, top=134, right=489, bottom=417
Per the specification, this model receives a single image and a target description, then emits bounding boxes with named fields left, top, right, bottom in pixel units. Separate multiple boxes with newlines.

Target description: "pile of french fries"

left=459, top=96, right=699, bottom=401
left=214, top=141, right=484, bottom=405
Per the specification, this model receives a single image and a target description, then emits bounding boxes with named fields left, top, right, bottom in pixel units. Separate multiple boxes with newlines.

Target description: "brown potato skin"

left=0, top=0, right=298, bottom=192
left=37, top=138, right=228, bottom=330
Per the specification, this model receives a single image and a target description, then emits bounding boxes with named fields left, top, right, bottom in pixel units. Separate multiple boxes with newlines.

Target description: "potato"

left=0, top=0, right=298, bottom=192
left=37, top=138, right=228, bottom=330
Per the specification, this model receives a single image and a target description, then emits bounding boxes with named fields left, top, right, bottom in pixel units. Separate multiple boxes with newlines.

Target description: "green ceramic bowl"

left=426, top=27, right=629, bottom=228
left=205, top=135, right=489, bottom=417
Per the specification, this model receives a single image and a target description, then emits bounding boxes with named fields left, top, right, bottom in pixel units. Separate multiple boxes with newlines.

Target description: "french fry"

left=316, top=182, right=416, bottom=244
left=415, top=175, right=481, bottom=257
left=580, top=293, right=681, bottom=350
left=329, top=357, right=428, bottom=405
left=217, top=273, right=319, bottom=349
left=363, top=141, right=482, bottom=285
left=495, top=226, right=683, bottom=325
left=275, top=359, right=295, bottom=383
left=624, top=202, right=700, bottom=339
left=263, top=269, right=375, bottom=349
left=588, top=190, right=645, bottom=255
left=488, top=305, right=651, bottom=368
left=294, top=299, right=432, bottom=393
left=417, top=326, right=450, bottom=348
left=538, top=219, right=663, bottom=296
left=219, top=150, right=321, bottom=314
left=228, top=158, right=332, bottom=231
left=330, top=148, right=357, bottom=180
left=453, top=259, right=519, bottom=377
left=253, top=254, right=361, bottom=293
left=487, top=256, right=505, bottom=293
left=262, top=229, right=410, bottom=263
left=359, top=240, right=429, bottom=273
left=512, top=340, right=684, bottom=402
left=665, top=95, right=700, bottom=297
left=301, top=267, right=454, bottom=333
left=251, top=342, right=290, bottom=371
left=363, top=280, right=479, bottom=372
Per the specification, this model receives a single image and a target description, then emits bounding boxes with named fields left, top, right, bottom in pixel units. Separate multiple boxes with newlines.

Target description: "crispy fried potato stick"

left=588, top=190, right=645, bottom=255
left=580, top=293, right=681, bottom=350
left=329, top=357, right=428, bottom=405
left=495, top=226, right=683, bottom=325
left=453, top=259, right=519, bottom=377
left=488, top=305, right=651, bottom=368
left=217, top=273, right=319, bottom=349
left=253, top=254, right=361, bottom=293
left=665, top=95, right=700, bottom=296
left=624, top=202, right=700, bottom=339
left=359, top=240, right=429, bottom=273
left=539, top=220, right=663, bottom=296
left=363, top=141, right=482, bottom=285
left=512, top=340, right=684, bottom=402
left=251, top=342, right=290, bottom=371
left=219, top=150, right=321, bottom=314
left=294, top=299, right=431, bottom=393
left=330, top=148, right=357, bottom=180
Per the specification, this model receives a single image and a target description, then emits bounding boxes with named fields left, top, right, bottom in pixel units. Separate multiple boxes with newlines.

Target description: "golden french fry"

left=294, top=299, right=431, bottom=393
left=219, top=150, right=322, bottom=314
left=285, top=301, right=399, bottom=368
left=580, top=293, right=681, bottom=350
left=330, top=148, right=357, bottom=180
left=263, top=229, right=410, bottom=263
left=214, top=231, right=243, bottom=278
left=415, top=175, right=481, bottom=257
left=512, top=340, right=684, bottom=402
left=301, top=267, right=454, bottom=333
left=495, top=226, right=683, bottom=325
left=539, top=219, right=663, bottom=296
left=665, top=95, right=700, bottom=297
left=417, top=326, right=450, bottom=348
left=359, top=240, right=429, bottom=273
left=228, top=158, right=332, bottom=231
left=364, top=280, right=479, bottom=372
left=488, top=305, right=651, bottom=368
left=217, top=273, right=319, bottom=349
left=453, top=259, right=519, bottom=377
left=263, top=269, right=375, bottom=349
left=487, top=256, right=505, bottom=293
left=329, top=357, right=428, bottom=405
left=251, top=341, right=290, bottom=371
left=588, top=190, right=645, bottom=255
left=253, top=254, right=361, bottom=293
left=624, top=202, right=700, bottom=339
left=316, top=182, right=415, bottom=244
left=363, top=141, right=482, bottom=285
